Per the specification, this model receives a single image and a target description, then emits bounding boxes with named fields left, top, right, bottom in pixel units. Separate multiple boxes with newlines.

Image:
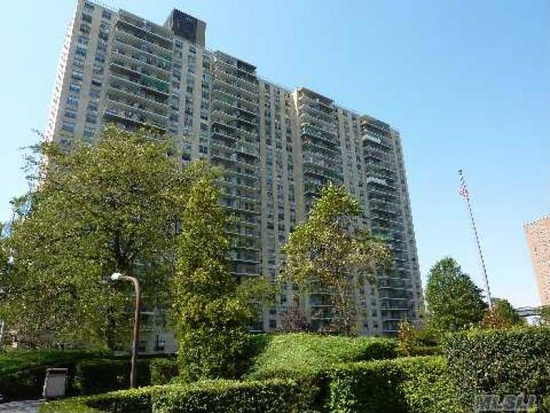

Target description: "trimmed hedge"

left=153, top=379, right=301, bottom=413
left=330, top=356, right=463, bottom=413
left=0, top=350, right=107, bottom=401
left=243, top=333, right=396, bottom=412
left=245, top=333, right=396, bottom=380
left=150, top=358, right=179, bottom=385
left=40, top=385, right=163, bottom=413
left=74, top=358, right=152, bottom=395
left=444, top=327, right=550, bottom=411
left=40, top=379, right=300, bottom=413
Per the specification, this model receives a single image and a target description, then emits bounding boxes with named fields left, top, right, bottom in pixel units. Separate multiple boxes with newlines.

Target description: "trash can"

left=42, top=368, right=68, bottom=399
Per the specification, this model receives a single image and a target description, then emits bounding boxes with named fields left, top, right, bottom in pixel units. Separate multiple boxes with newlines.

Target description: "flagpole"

left=459, top=169, right=493, bottom=309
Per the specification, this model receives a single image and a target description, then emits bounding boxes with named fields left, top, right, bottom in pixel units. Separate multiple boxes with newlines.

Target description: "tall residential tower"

left=525, top=216, right=550, bottom=306
left=46, top=0, right=423, bottom=350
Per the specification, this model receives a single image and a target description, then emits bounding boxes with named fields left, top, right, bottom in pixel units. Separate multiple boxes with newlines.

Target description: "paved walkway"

left=0, top=400, right=41, bottom=412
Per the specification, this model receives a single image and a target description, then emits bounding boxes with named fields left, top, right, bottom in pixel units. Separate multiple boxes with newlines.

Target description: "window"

left=77, top=35, right=89, bottom=46
left=69, top=82, right=81, bottom=93
left=95, top=53, right=106, bottom=63
left=66, top=96, right=79, bottom=106
left=64, top=108, right=77, bottom=119
left=84, top=1, right=94, bottom=12
left=62, top=121, right=75, bottom=132
left=102, top=10, right=112, bottom=20
left=81, top=13, right=92, bottom=24
left=71, top=70, right=83, bottom=80
left=75, top=47, right=87, bottom=57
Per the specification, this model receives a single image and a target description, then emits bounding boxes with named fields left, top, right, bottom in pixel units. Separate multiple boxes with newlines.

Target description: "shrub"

left=444, top=327, right=550, bottom=411
left=150, top=358, right=178, bottom=385
left=0, top=350, right=107, bottom=401
left=40, top=380, right=300, bottom=413
left=330, top=356, right=462, bottom=413
left=245, top=333, right=396, bottom=380
left=244, top=333, right=396, bottom=412
left=74, top=358, right=151, bottom=395
left=153, top=379, right=300, bottom=413
left=39, top=386, right=163, bottom=413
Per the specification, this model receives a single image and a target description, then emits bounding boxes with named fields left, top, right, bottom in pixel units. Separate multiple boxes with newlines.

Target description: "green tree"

left=397, top=319, right=420, bottom=357
left=425, top=257, right=487, bottom=334
left=171, top=162, right=253, bottom=382
left=0, top=126, right=193, bottom=348
left=481, top=298, right=525, bottom=329
left=539, top=305, right=550, bottom=326
left=279, top=184, right=390, bottom=336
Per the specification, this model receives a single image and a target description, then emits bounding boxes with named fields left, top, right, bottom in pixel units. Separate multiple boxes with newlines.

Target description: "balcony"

left=105, top=97, right=167, bottom=124
left=114, top=27, right=172, bottom=61
left=108, top=71, right=169, bottom=96
left=103, top=107, right=166, bottom=132
left=111, top=47, right=170, bottom=79
left=212, top=77, right=257, bottom=102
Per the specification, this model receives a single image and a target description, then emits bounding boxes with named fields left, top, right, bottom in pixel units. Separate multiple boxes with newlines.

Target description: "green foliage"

left=425, top=257, right=487, bottom=334
left=0, top=350, right=106, bottom=401
left=245, top=334, right=397, bottom=413
left=397, top=320, right=419, bottom=357
left=73, top=358, right=151, bottom=395
left=40, top=385, right=163, bottom=413
left=153, top=379, right=301, bottom=413
left=481, top=298, right=525, bottom=328
left=150, top=358, right=179, bottom=385
left=329, top=356, right=462, bottom=413
left=280, top=184, right=390, bottom=335
left=40, top=380, right=301, bottom=413
left=171, top=163, right=253, bottom=382
left=444, top=327, right=550, bottom=411
left=245, top=333, right=397, bottom=381
left=1, top=126, right=194, bottom=349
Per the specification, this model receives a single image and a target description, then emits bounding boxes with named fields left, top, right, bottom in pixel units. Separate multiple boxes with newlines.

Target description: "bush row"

left=444, top=327, right=550, bottom=412
left=0, top=353, right=176, bottom=401
left=330, top=356, right=462, bottom=413
left=246, top=333, right=397, bottom=381
left=39, top=379, right=300, bottom=413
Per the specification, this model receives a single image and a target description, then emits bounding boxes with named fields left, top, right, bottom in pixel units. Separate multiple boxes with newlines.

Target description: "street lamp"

left=110, top=272, right=141, bottom=389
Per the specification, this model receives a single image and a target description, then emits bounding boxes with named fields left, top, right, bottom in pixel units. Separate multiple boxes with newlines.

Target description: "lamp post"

left=110, top=272, right=141, bottom=388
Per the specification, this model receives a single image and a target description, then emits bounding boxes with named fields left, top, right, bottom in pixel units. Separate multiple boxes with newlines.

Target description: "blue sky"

left=1, top=0, right=548, bottom=307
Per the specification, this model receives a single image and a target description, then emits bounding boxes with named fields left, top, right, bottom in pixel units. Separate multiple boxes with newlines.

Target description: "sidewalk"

left=0, top=400, right=41, bottom=412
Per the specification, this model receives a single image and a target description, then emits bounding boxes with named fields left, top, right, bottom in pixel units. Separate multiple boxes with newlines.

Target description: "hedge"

left=0, top=350, right=108, bottom=401
left=74, top=358, right=151, bottom=395
left=40, top=379, right=300, bottom=413
left=444, top=327, right=550, bottom=412
left=0, top=350, right=169, bottom=401
left=40, top=385, right=163, bottom=413
left=153, top=379, right=301, bottom=413
left=245, top=333, right=397, bottom=380
left=330, top=356, right=463, bottom=413
left=150, top=358, right=179, bottom=385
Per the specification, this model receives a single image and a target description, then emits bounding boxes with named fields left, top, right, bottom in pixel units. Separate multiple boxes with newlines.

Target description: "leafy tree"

left=425, top=257, right=487, bottom=334
left=279, top=184, right=389, bottom=336
left=0, top=126, right=193, bottom=348
left=397, top=319, right=420, bottom=357
left=539, top=305, right=550, bottom=326
left=481, top=298, right=525, bottom=329
left=171, top=163, right=254, bottom=382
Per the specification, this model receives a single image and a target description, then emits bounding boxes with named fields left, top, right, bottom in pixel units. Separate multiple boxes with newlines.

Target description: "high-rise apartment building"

left=525, top=216, right=550, bottom=305
left=45, top=0, right=423, bottom=349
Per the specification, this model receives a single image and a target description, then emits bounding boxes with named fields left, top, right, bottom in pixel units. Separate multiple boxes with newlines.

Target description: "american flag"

left=458, top=170, right=469, bottom=198
left=459, top=182, right=469, bottom=198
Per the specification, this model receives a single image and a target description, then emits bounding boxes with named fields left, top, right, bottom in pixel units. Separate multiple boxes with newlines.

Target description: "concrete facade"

left=525, top=216, right=550, bottom=306
left=45, top=0, right=424, bottom=351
